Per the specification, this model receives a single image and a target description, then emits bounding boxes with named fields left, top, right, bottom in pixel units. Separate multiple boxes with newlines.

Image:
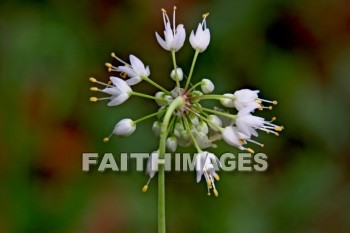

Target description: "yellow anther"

left=103, top=137, right=110, bottom=143
left=214, top=174, right=220, bottom=181
left=89, top=77, right=97, bottom=83
left=121, top=72, right=127, bottom=79
left=90, top=97, right=97, bottom=102
left=255, top=99, right=262, bottom=104
left=105, top=63, right=112, bottom=68
left=275, top=132, right=279, bottom=136
left=268, top=106, right=273, bottom=110
left=111, top=52, right=116, bottom=58
left=90, top=87, right=99, bottom=91
left=275, top=126, right=283, bottom=131
left=173, top=6, right=177, bottom=10
left=202, top=13, right=210, bottom=19
left=261, top=144, right=265, bottom=148
left=161, top=8, right=166, bottom=13
left=272, top=100, right=278, bottom=105
left=207, top=192, right=211, bottom=196
left=108, top=81, right=112, bottom=85
left=258, top=107, right=263, bottom=111
left=142, top=185, right=148, bottom=192
left=108, top=67, right=112, bottom=72
left=246, top=148, right=255, bottom=154
left=271, top=117, right=277, bottom=121
left=207, top=179, right=212, bottom=187
left=213, top=189, right=219, bottom=197
left=240, top=139, right=246, bottom=144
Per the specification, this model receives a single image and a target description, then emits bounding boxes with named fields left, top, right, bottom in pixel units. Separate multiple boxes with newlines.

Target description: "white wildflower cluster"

left=89, top=7, right=283, bottom=197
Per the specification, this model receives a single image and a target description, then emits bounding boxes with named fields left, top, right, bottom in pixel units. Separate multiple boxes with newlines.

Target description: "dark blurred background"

left=1, top=0, right=350, bottom=232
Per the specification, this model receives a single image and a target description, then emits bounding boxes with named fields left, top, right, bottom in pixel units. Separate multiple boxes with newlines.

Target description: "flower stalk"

left=158, top=96, right=185, bottom=233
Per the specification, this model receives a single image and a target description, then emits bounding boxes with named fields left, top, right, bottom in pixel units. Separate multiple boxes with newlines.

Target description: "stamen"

left=111, top=52, right=129, bottom=65
left=90, top=97, right=97, bottom=102
left=105, top=63, right=112, bottom=68
left=275, top=126, right=283, bottom=131
left=90, top=87, right=99, bottom=91
left=89, top=77, right=97, bottom=83
left=213, top=189, right=219, bottom=197
left=172, top=6, right=176, bottom=33
left=207, top=178, right=212, bottom=188
left=202, top=13, right=210, bottom=19
left=142, top=178, right=152, bottom=192
left=245, top=148, right=255, bottom=154
left=161, top=8, right=166, bottom=13
left=271, top=117, right=276, bottom=121
left=121, top=72, right=127, bottom=79
left=255, top=99, right=262, bottom=104
left=103, top=137, right=110, bottom=143
left=246, top=138, right=264, bottom=148
left=142, top=185, right=148, bottom=192
left=214, top=174, right=220, bottom=181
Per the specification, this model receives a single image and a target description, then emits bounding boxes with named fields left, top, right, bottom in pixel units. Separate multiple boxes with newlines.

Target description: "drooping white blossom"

left=113, top=118, right=136, bottom=137
left=195, top=151, right=221, bottom=196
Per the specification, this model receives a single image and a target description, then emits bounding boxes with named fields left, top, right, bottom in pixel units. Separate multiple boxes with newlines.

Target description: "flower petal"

left=125, top=76, right=142, bottom=86
left=107, top=93, right=129, bottom=106
left=129, top=55, right=146, bottom=76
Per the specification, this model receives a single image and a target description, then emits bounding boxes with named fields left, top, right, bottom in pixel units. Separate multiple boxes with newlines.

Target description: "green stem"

left=187, top=81, right=203, bottom=93
left=130, top=91, right=165, bottom=101
left=142, top=76, right=171, bottom=95
left=194, top=94, right=234, bottom=101
left=185, top=50, right=200, bottom=90
left=171, top=50, right=180, bottom=89
left=201, top=107, right=237, bottom=120
left=186, top=108, right=223, bottom=132
left=133, top=110, right=166, bottom=124
left=183, top=116, right=202, bottom=152
left=158, top=96, right=185, bottom=233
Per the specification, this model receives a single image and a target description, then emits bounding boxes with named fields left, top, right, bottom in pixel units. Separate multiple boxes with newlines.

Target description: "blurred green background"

left=1, top=0, right=350, bottom=232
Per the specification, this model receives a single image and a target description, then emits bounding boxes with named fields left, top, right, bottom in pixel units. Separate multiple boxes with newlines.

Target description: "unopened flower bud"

left=220, top=93, right=235, bottom=108
left=207, top=115, right=222, bottom=132
left=170, top=68, right=183, bottom=81
left=197, top=121, right=209, bottom=135
left=166, top=136, right=177, bottom=152
left=152, top=121, right=161, bottom=137
left=201, top=79, right=214, bottom=94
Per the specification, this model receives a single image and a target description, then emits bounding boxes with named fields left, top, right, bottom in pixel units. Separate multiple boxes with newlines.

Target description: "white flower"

left=233, top=89, right=261, bottom=111
left=155, top=7, right=186, bottom=52
left=221, top=126, right=255, bottom=153
left=207, top=115, right=222, bottom=132
left=102, top=77, right=132, bottom=106
left=113, top=118, right=136, bottom=137
left=117, top=55, right=150, bottom=86
left=170, top=68, right=183, bottom=81
left=146, top=151, right=160, bottom=178
left=189, top=13, right=210, bottom=52
left=195, top=151, right=221, bottom=196
left=142, top=151, right=160, bottom=192
left=152, top=121, right=161, bottom=137
left=236, top=106, right=282, bottom=137
left=166, top=136, right=177, bottom=152
left=201, top=78, right=214, bottom=94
